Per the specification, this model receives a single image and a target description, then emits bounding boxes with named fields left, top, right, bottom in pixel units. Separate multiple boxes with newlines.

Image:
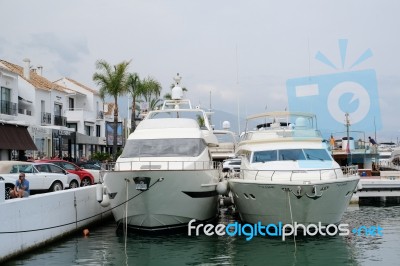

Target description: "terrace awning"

left=0, top=123, right=37, bottom=150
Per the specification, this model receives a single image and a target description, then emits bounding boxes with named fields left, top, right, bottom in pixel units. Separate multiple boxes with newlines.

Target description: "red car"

left=36, top=159, right=94, bottom=186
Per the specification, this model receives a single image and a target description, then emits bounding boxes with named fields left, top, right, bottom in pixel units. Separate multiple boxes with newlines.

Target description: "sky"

left=1, top=0, right=400, bottom=142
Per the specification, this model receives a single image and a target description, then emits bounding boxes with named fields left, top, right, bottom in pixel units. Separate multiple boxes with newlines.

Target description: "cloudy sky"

left=1, top=0, right=399, bottom=141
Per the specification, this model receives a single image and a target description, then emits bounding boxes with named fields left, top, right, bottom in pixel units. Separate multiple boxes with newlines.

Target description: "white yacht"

left=99, top=74, right=220, bottom=231
left=228, top=111, right=360, bottom=226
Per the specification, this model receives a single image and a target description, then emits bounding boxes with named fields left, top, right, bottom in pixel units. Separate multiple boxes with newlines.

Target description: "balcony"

left=41, top=112, right=52, bottom=125
left=54, top=115, right=67, bottom=126
left=0, top=100, right=17, bottom=116
left=65, top=108, right=96, bottom=123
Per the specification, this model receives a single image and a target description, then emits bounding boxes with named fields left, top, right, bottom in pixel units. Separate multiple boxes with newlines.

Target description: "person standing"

left=369, top=136, right=378, bottom=153
left=369, top=136, right=377, bottom=145
left=10, top=173, right=30, bottom=198
left=330, top=135, right=335, bottom=150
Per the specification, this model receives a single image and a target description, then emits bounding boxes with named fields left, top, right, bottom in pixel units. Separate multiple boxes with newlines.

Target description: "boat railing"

left=101, top=160, right=220, bottom=172
left=237, top=165, right=359, bottom=181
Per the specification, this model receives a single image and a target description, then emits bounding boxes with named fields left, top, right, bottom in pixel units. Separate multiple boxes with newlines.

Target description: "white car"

left=0, top=161, right=70, bottom=199
left=34, top=162, right=81, bottom=189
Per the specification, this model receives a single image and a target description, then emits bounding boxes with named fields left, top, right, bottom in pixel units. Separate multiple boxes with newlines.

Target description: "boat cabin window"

left=279, top=149, right=306, bottom=161
left=253, top=150, right=277, bottom=162
left=120, top=138, right=207, bottom=158
left=303, top=149, right=331, bottom=161
left=252, top=149, right=331, bottom=162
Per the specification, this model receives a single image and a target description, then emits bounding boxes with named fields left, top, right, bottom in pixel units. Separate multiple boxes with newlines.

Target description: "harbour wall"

left=0, top=185, right=112, bottom=262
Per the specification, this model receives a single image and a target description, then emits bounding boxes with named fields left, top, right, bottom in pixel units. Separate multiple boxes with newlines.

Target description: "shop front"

left=52, top=129, right=76, bottom=160
left=27, top=126, right=52, bottom=160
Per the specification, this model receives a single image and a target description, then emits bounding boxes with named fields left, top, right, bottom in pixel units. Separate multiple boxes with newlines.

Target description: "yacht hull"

left=103, top=169, right=219, bottom=231
left=228, top=177, right=359, bottom=226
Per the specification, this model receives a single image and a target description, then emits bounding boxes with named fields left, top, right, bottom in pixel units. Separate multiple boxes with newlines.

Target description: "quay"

left=351, top=171, right=400, bottom=204
left=0, top=184, right=112, bottom=263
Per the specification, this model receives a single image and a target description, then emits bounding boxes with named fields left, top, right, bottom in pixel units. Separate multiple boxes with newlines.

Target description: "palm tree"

left=141, top=77, right=162, bottom=109
left=93, top=59, right=131, bottom=161
left=148, top=98, right=163, bottom=110
left=163, top=92, right=172, bottom=100
left=126, top=73, right=143, bottom=132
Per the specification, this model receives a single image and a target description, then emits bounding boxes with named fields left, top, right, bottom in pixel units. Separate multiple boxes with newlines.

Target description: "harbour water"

left=5, top=204, right=400, bottom=265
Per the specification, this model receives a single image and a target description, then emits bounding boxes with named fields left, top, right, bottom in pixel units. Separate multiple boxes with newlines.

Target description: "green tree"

left=142, top=77, right=162, bottom=104
left=93, top=59, right=131, bottom=161
left=126, top=73, right=144, bottom=132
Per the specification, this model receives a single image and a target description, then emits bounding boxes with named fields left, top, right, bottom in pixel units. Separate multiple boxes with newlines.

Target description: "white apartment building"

left=0, top=58, right=120, bottom=161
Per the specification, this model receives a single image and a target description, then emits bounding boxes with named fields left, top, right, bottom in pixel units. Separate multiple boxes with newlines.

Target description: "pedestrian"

left=369, top=136, right=377, bottom=145
left=10, top=172, right=30, bottom=198
left=330, top=135, right=335, bottom=150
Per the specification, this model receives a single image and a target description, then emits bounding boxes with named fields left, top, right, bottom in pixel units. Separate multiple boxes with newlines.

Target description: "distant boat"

left=228, top=111, right=360, bottom=226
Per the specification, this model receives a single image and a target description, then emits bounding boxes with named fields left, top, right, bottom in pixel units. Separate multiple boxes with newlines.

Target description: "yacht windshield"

left=252, top=149, right=331, bottom=162
left=303, top=149, right=331, bottom=161
left=120, top=138, right=207, bottom=158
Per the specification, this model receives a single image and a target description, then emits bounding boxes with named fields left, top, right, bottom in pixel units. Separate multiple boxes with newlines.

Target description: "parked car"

left=0, top=161, right=70, bottom=199
left=36, top=160, right=94, bottom=186
left=34, top=162, right=80, bottom=189
left=76, top=161, right=102, bottom=183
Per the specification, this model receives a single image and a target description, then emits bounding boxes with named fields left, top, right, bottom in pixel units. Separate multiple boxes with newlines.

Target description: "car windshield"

left=120, top=138, right=207, bottom=158
left=10, top=164, right=34, bottom=173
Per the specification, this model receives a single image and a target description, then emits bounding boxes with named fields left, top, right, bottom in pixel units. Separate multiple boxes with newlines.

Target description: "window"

left=120, top=138, right=207, bottom=158
left=303, top=149, right=331, bottom=161
left=278, top=149, right=306, bottom=161
left=54, top=103, right=62, bottom=116
left=69, top=98, right=74, bottom=110
left=62, top=162, right=77, bottom=170
left=35, top=164, right=49, bottom=173
left=41, top=100, right=45, bottom=113
left=49, top=164, right=65, bottom=174
left=252, top=150, right=277, bottom=163
left=96, top=125, right=101, bottom=137
left=1, top=87, right=11, bottom=114
left=85, top=125, right=91, bottom=136
left=251, top=148, right=332, bottom=163
left=67, top=123, right=78, bottom=132
left=10, top=164, right=34, bottom=173
left=1, top=87, right=11, bottom=102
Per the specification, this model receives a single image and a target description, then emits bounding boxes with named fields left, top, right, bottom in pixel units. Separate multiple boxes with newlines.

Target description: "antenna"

left=236, top=44, right=241, bottom=135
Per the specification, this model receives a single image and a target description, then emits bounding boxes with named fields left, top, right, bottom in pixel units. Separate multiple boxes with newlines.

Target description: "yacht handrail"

left=236, top=165, right=358, bottom=181
left=101, top=160, right=220, bottom=172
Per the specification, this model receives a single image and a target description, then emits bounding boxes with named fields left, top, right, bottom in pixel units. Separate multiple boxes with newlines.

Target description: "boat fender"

left=100, top=193, right=110, bottom=207
left=216, top=180, right=229, bottom=195
left=96, top=183, right=103, bottom=203
left=98, top=185, right=111, bottom=207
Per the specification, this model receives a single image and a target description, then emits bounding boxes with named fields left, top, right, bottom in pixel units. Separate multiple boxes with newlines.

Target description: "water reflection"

left=6, top=206, right=400, bottom=265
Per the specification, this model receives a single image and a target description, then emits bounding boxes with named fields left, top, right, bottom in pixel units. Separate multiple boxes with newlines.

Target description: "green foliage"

left=93, top=59, right=131, bottom=161
left=91, top=152, right=112, bottom=162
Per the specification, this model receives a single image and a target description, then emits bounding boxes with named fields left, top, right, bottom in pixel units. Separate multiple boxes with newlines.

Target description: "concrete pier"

left=0, top=185, right=111, bottom=262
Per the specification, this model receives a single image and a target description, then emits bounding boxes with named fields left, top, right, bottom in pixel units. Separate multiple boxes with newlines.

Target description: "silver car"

left=0, top=161, right=71, bottom=199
